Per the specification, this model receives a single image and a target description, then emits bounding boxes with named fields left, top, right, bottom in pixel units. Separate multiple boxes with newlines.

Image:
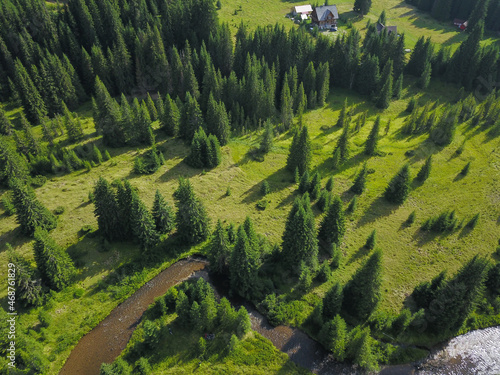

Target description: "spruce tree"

left=11, top=179, right=57, bottom=236
left=180, top=92, right=204, bottom=141
left=161, top=94, right=180, bottom=137
left=322, top=282, right=343, bottom=321
left=316, top=62, right=330, bottom=107
left=319, top=195, right=346, bottom=247
left=0, top=107, right=12, bottom=135
left=364, top=117, right=381, bottom=156
left=0, top=136, right=29, bottom=186
left=393, top=74, right=403, bottom=99
left=206, top=93, right=230, bottom=146
left=286, top=126, right=312, bottom=175
left=298, top=170, right=310, bottom=194
left=343, top=249, right=383, bottom=321
left=7, top=248, right=43, bottom=307
left=384, top=164, right=411, bottom=204
left=209, top=220, right=231, bottom=275
left=320, top=315, right=347, bottom=360
left=230, top=226, right=258, bottom=299
left=350, top=163, right=368, bottom=194
left=260, top=120, right=274, bottom=154
left=309, top=172, right=321, bottom=200
left=325, top=176, right=334, bottom=192
left=173, top=177, right=210, bottom=245
left=152, top=190, right=175, bottom=234
left=431, top=0, right=453, bottom=21
left=377, top=60, right=393, bottom=109
left=146, top=93, right=158, bottom=122
left=334, top=120, right=350, bottom=163
left=347, top=326, right=378, bottom=371
left=354, top=0, right=372, bottom=15
left=336, top=99, right=349, bottom=128
left=281, top=194, right=319, bottom=272
left=416, top=155, right=432, bottom=182
left=93, top=177, right=121, bottom=241
left=418, top=60, right=432, bottom=89
left=33, top=228, right=75, bottom=290
left=280, top=81, right=294, bottom=130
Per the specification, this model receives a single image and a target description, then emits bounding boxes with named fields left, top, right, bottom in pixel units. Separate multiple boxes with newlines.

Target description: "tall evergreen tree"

left=377, top=60, right=393, bottom=109
left=173, top=177, right=210, bottom=245
left=7, top=248, right=43, bottom=307
left=350, top=163, right=368, bottom=194
left=33, top=228, right=75, bottom=290
left=354, top=0, right=372, bottom=15
left=0, top=137, right=29, bottom=186
left=343, top=249, right=383, bottom=321
left=334, top=119, right=351, bottom=163
left=11, top=179, right=57, bottom=236
left=431, top=0, right=453, bottom=21
left=152, top=190, right=175, bottom=234
left=130, top=189, right=159, bottom=251
left=384, top=164, right=411, bottom=204
left=320, top=315, right=347, bottom=360
left=416, top=155, right=432, bottom=182
left=280, top=81, right=294, bottom=130
left=93, top=177, right=121, bottom=241
left=230, top=226, right=258, bottom=299
left=286, top=126, right=312, bottom=175
left=322, top=282, right=343, bottom=321
left=205, top=93, right=230, bottom=146
left=180, top=92, right=204, bottom=141
left=208, top=220, right=231, bottom=275
left=161, top=94, right=180, bottom=137
left=260, top=120, right=274, bottom=154
left=281, top=194, right=319, bottom=272
left=318, top=195, right=346, bottom=247
left=365, top=116, right=381, bottom=156
left=0, top=107, right=12, bottom=135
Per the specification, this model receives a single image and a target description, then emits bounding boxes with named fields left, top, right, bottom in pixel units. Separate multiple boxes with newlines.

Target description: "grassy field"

left=1, top=1, right=499, bottom=373
left=218, top=0, right=500, bottom=50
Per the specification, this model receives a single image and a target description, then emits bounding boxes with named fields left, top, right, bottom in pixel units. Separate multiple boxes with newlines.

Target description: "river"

left=59, top=257, right=500, bottom=375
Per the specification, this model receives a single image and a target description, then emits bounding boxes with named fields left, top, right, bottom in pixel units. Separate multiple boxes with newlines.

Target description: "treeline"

left=406, top=0, right=500, bottom=31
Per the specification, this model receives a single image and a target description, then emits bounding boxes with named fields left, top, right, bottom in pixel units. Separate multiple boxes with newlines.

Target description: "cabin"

left=376, top=22, right=398, bottom=35
left=311, top=5, right=339, bottom=29
left=292, top=5, right=313, bottom=21
left=453, top=18, right=468, bottom=30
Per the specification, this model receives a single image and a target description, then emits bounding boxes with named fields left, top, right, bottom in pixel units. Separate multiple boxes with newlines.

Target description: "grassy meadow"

left=218, top=0, right=500, bottom=50
left=1, top=1, right=500, bottom=373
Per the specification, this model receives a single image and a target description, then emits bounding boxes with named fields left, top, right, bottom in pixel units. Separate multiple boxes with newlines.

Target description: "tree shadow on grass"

left=453, top=172, right=466, bottom=182
left=156, top=159, right=201, bottom=183
left=347, top=245, right=371, bottom=265
left=356, top=196, right=398, bottom=228
left=0, top=227, right=33, bottom=254
left=240, top=167, right=293, bottom=205
left=458, top=225, right=474, bottom=239
left=411, top=228, right=441, bottom=247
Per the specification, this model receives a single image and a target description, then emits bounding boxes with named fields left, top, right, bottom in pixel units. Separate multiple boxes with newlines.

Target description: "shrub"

left=80, top=224, right=95, bottom=234
left=53, top=206, right=65, bottom=215
left=226, top=186, right=231, bottom=196
left=256, top=199, right=268, bottom=210
left=135, top=357, right=151, bottom=375
left=38, top=310, right=52, bottom=328
left=30, top=175, right=47, bottom=187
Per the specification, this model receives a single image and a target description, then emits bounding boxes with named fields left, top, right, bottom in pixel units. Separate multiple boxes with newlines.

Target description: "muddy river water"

left=59, top=257, right=500, bottom=375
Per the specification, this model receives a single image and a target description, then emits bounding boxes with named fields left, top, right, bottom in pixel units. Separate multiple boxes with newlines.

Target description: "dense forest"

left=1, top=0, right=500, bottom=374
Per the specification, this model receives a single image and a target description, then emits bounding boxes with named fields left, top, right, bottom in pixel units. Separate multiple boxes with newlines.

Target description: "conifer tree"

left=416, top=155, right=432, bottom=182
left=325, top=176, right=334, bottom=192
left=377, top=60, right=393, bottom=109
left=230, top=226, right=258, bottom=299
left=384, top=164, right=411, bottom=204
left=93, top=177, right=121, bottom=241
left=180, top=92, right=205, bottom=141
left=209, top=220, right=231, bottom=275
left=62, top=102, right=84, bottom=142
left=320, top=315, right=347, bottom=360
left=319, top=195, right=346, bottom=247
left=173, top=177, right=210, bottom=245
left=365, top=117, right=381, bottom=156
left=316, top=62, right=330, bottom=107
left=161, top=94, right=180, bottom=137
left=206, top=93, right=230, bottom=146
left=11, top=179, right=57, bottom=236
left=347, top=326, right=378, bottom=371
left=7, top=248, right=43, bottom=307
left=286, top=126, right=312, bottom=175
left=343, top=249, right=383, bottom=321
left=468, top=0, right=490, bottom=32
left=309, top=172, right=321, bottom=200
left=260, top=120, right=274, bottom=154
left=92, top=145, right=103, bottom=164
left=280, top=81, right=294, bottom=130
left=431, top=0, right=453, bottom=21
left=393, top=74, right=403, bottom=99
left=350, top=163, right=368, bottom=194
left=94, top=77, right=124, bottom=147
left=294, top=82, right=307, bottom=115
left=207, top=134, right=222, bottom=168
left=336, top=99, right=349, bottom=128
left=334, top=120, right=350, bottom=163
left=14, top=59, right=47, bottom=124
left=281, top=194, right=319, bottom=272
left=152, top=190, right=175, bottom=234
left=33, top=228, right=75, bottom=290
left=0, top=107, right=12, bottom=135
left=418, top=60, right=432, bottom=89
left=354, top=0, right=372, bottom=15
left=322, top=282, right=343, bottom=321
left=356, top=54, right=380, bottom=96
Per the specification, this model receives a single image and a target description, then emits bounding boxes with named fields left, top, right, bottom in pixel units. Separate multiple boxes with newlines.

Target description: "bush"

left=256, top=199, right=268, bottom=210
left=53, top=206, right=65, bottom=215
left=80, top=224, right=95, bottom=234
left=30, top=175, right=47, bottom=187
left=135, top=357, right=151, bottom=375
left=38, top=310, right=52, bottom=328
left=73, top=288, right=85, bottom=298
left=226, top=186, right=231, bottom=196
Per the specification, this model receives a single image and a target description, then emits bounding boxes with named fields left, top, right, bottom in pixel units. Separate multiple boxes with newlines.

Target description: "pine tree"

left=161, top=94, right=180, bottom=137
left=204, top=92, right=227, bottom=142
left=468, top=0, right=490, bottom=32
left=299, top=170, right=310, bottom=194
left=350, top=163, right=368, bottom=194
left=354, top=0, right=372, bottom=15
left=152, top=190, right=175, bottom=234
left=13, top=59, right=47, bottom=124
left=322, top=282, right=343, bottom=321
left=334, top=120, right=350, bottom=163
left=418, top=60, right=432, bottom=89
left=230, top=226, right=258, bottom=299
left=33, top=228, right=75, bottom=290
left=7, top=247, right=43, bottom=307
left=62, top=102, right=84, bottom=142
left=336, top=99, right=349, bottom=128
left=316, top=62, right=330, bottom=107
left=93, top=177, right=121, bottom=241
left=281, top=194, right=319, bottom=272
left=236, top=306, right=252, bottom=337
left=319, top=195, right=346, bottom=247
left=343, top=249, right=383, bottom=321
left=365, top=117, right=381, bottom=156
left=260, top=120, right=274, bottom=154
left=416, top=156, right=432, bottom=182
left=92, top=145, right=103, bottom=164
left=209, top=220, right=231, bottom=275
left=393, top=74, right=403, bottom=99
left=286, top=126, right=312, bottom=175
left=294, top=82, right=307, bottom=115
left=377, top=60, right=393, bottom=109
left=347, top=326, right=378, bottom=371
left=0, top=107, right=12, bottom=135
left=355, top=54, right=380, bottom=96
left=280, top=81, right=294, bottom=130
left=11, top=179, right=57, bottom=236
left=325, top=176, right=334, bottom=192
left=173, top=177, right=210, bottom=245
left=384, top=164, right=411, bottom=204
left=94, top=77, right=124, bottom=147
left=309, top=172, right=321, bottom=200
left=320, top=315, right=347, bottom=360
left=180, top=92, right=205, bottom=141
left=431, top=0, right=453, bottom=21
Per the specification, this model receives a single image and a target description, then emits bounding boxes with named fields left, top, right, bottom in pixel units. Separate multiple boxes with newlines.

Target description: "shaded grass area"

left=122, top=313, right=309, bottom=374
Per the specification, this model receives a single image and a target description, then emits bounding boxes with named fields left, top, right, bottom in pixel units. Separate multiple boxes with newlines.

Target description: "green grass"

left=218, top=0, right=500, bottom=50
left=120, top=313, right=308, bottom=374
